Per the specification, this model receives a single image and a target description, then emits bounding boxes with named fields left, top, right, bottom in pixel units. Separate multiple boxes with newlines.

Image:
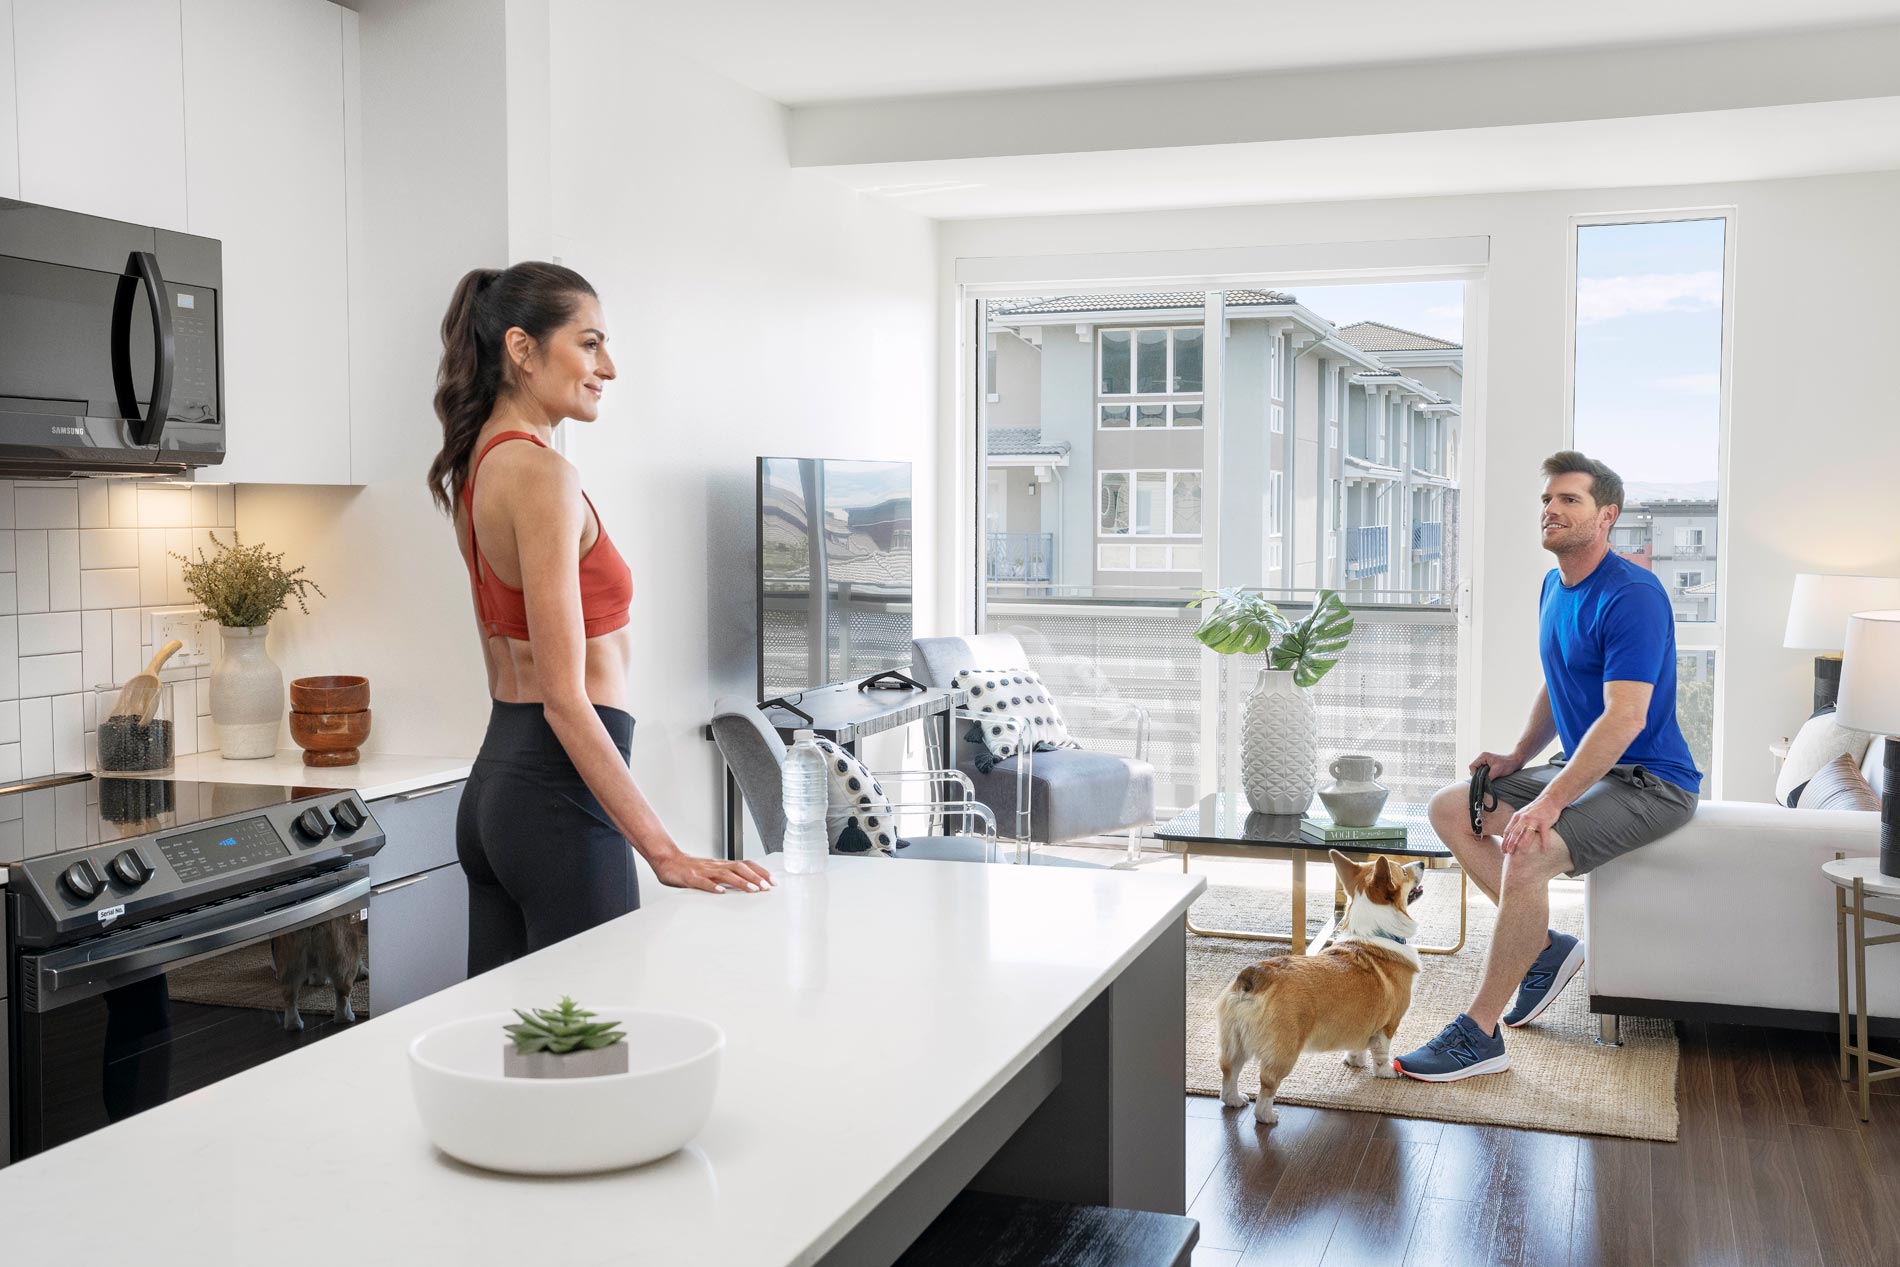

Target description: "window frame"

left=1097, top=324, right=1204, bottom=398
left=1096, top=468, right=1205, bottom=538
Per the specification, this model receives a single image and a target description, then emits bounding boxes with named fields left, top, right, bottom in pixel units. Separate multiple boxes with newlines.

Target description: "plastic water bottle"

left=781, top=729, right=830, bottom=875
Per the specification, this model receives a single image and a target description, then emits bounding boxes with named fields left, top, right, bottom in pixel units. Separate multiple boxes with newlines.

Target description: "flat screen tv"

left=757, top=457, right=913, bottom=700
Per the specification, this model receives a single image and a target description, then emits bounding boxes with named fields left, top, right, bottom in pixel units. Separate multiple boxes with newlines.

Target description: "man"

left=1393, top=451, right=1700, bottom=1081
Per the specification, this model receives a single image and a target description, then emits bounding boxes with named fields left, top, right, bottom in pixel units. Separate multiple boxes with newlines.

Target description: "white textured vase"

left=211, top=625, right=283, bottom=759
left=1241, top=667, right=1319, bottom=815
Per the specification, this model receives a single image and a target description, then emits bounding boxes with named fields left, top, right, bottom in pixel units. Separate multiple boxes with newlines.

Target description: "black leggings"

left=457, top=700, right=638, bottom=974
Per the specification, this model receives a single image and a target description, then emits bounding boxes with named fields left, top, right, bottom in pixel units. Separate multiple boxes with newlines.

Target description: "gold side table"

left=1826, top=854, right=1900, bottom=1120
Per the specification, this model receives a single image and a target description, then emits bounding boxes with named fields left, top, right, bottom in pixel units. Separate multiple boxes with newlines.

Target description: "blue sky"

left=1287, top=281, right=1466, bottom=345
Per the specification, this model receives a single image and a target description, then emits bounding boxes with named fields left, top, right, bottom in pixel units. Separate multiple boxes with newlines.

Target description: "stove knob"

left=110, top=848, right=155, bottom=889
left=293, top=806, right=335, bottom=845
left=60, top=859, right=105, bottom=903
left=330, top=798, right=366, bottom=833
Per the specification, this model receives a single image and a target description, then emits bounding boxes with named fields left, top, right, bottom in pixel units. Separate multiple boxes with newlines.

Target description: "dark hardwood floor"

left=1183, top=1022, right=1900, bottom=1266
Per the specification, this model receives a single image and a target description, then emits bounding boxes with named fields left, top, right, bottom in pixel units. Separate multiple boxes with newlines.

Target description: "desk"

left=1155, top=793, right=1464, bottom=956
left=721, top=682, right=969, bottom=860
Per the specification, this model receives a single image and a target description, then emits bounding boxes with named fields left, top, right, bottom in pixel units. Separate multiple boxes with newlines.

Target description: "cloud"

left=1576, top=271, right=1722, bottom=325
left=1420, top=305, right=1465, bottom=339
left=1656, top=372, right=1720, bottom=395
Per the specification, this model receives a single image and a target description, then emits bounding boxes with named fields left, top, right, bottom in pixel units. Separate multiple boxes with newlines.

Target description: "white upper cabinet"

left=181, top=0, right=353, bottom=485
left=0, top=0, right=19, bottom=200
left=13, top=0, right=190, bottom=230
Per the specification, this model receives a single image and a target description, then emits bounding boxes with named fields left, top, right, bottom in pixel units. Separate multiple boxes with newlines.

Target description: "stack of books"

left=1299, top=815, right=1410, bottom=844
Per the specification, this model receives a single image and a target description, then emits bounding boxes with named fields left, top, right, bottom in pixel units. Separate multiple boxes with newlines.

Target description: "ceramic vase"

left=211, top=625, right=283, bottom=759
left=1319, top=754, right=1391, bottom=827
left=1240, top=667, right=1318, bottom=815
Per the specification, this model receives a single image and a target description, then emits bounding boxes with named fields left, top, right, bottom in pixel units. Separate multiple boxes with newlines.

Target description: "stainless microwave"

left=0, top=198, right=224, bottom=478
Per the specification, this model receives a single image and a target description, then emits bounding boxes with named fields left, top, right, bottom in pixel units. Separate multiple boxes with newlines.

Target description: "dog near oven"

left=1216, top=851, right=1425, bottom=1125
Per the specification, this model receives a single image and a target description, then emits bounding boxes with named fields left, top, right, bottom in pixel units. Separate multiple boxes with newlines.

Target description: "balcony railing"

left=986, top=531, right=1054, bottom=583
left=1411, top=520, right=1443, bottom=560
left=1345, top=525, right=1390, bottom=579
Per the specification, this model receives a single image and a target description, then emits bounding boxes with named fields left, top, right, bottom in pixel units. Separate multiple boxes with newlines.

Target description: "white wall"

left=242, top=0, right=938, bottom=859
left=940, top=170, right=1900, bottom=803
left=547, top=0, right=939, bottom=853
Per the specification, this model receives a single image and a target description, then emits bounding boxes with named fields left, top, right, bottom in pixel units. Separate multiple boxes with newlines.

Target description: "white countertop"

left=0, top=856, right=1204, bottom=1263
left=162, top=748, right=473, bottom=800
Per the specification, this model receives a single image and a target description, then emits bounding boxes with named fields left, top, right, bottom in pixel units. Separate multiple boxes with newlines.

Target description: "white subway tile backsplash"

left=19, top=613, right=80, bottom=657
left=191, top=485, right=219, bottom=527
left=139, top=529, right=168, bottom=605
left=80, top=568, right=140, bottom=609
left=218, top=485, right=236, bottom=526
left=196, top=677, right=212, bottom=716
left=23, top=790, right=52, bottom=857
left=0, top=618, right=16, bottom=702
left=0, top=743, right=20, bottom=786
left=20, top=654, right=81, bottom=697
left=16, top=531, right=47, bottom=614
left=0, top=530, right=15, bottom=571
left=107, top=480, right=138, bottom=529
left=165, top=528, right=192, bottom=604
left=79, top=529, right=139, bottom=570
left=0, top=575, right=15, bottom=617
left=79, top=482, right=109, bottom=528
left=82, top=690, right=95, bottom=731
left=0, top=819, right=22, bottom=865
left=15, top=486, right=78, bottom=530
left=48, top=530, right=79, bottom=610
left=19, top=697, right=51, bottom=778
left=173, top=702, right=197, bottom=755
left=112, top=609, right=141, bottom=686
left=0, top=702, right=17, bottom=744
left=55, top=780, right=85, bottom=849
left=137, top=486, right=191, bottom=528
left=51, top=694, right=82, bottom=772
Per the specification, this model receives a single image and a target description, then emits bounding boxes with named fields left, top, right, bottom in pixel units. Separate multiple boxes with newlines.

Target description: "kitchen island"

left=0, top=854, right=1202, bottom=1265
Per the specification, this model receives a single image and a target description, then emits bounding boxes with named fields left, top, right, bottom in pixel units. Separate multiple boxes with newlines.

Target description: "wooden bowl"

left=289, top=675, right=370, bottom=714
left=289, top=709, right=372, bottom=767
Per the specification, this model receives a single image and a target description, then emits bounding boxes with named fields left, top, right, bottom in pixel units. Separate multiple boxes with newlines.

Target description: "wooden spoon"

left=108, top=639, right=185, bottom=724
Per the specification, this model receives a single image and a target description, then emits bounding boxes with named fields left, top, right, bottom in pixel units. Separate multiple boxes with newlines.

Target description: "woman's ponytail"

left=427, top=262, right=595, bottom=514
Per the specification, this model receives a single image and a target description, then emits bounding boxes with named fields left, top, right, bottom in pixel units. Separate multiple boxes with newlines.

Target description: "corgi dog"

left=1216, top=850, right=1424, bottom=1125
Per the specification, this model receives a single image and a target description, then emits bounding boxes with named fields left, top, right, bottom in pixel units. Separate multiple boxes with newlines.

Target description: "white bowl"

left=408, top=1009, right=723, bottom=1175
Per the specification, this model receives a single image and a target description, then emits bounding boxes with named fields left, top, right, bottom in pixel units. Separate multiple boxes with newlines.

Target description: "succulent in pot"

left=502, top=996, right=630, bottom=1079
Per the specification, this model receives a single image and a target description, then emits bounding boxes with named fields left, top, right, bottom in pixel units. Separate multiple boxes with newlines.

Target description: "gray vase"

left=1318, top=754, right=1390, bottom=827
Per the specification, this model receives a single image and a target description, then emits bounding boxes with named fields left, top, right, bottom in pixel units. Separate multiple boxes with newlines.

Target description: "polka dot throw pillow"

left=951, top=667, right=1079, bottom=763
left=812, top=737, right=900, bottom=856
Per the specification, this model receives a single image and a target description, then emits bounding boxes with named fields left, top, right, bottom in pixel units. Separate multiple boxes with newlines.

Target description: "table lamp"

left=1784, top=574, right=1900, bottom=712
left=1836, top=610, right=1900, bottom=877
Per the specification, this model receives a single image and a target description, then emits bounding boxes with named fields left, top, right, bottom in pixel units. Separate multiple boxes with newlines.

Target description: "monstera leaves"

left=1271, top=590, right=1355, bottom=687
left=1188, top=588, right=1354, bottom=687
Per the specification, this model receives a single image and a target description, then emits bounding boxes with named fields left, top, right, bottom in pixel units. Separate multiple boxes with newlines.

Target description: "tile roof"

left=989, top=289, right=1293, bottom=317
left=988, top=427, right=1071, bottom=457
left=1336, top=321, right=1462, bottom=352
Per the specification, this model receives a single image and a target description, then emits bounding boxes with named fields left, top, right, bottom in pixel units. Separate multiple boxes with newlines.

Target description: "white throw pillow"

left=952, top=667, right=1078, bottom=763
left=811, top=737, right=899, bottom=856
left=1778, top=709, right=1873, bottom=807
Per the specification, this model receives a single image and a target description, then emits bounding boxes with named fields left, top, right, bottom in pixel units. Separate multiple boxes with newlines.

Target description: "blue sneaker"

left=1392, top=1014, right=1511, bottom=1082
left=1503, top=930, right=1586, bottom=1028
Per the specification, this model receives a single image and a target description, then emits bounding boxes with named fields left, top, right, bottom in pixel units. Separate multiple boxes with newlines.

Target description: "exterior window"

left=1172, top=403, right=1203, bottom=427
left=1270, top=403, right=1284, bottom=433
left=1678, top=570, right=1704, bottom=589
left=1100, top=473, right=1129, bottom=533
left=1268, top=539, right=1283, bottom=570
left=1100, top=330, right=1132, bottom=394
left=1099, top=404, right=1131, bottom=428
left=1329, top=423, right=1339, bottom=450
left=1268, top=332, right=1283, bottom=398
left=1136, top=403, right=1168, bottom=428
left=1172, top=328, right=1203, bottom=392
left=1099, top=327, right=1203, bottom=397
left=1134, top=472, right=1167, bottom=533
left=1268, top=472, right=1284, bottom=534
left=1098, top=470, right=1203, bottom=537
left=1675, top=527, right=1705, bottom=553
left=1135, top=329, right=1168, bottom=392
left=1172, top=472, right=1202, bottom=535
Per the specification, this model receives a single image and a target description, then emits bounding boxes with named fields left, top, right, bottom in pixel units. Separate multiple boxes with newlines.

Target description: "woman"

left=429, top=262, right=772, bottom=973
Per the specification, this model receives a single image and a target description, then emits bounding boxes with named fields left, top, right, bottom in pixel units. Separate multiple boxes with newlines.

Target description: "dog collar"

left=1365, top=928, right=1410, bottom=946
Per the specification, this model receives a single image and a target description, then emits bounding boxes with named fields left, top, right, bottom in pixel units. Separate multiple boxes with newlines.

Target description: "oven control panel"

left=5, top=788, right=385, bottom=948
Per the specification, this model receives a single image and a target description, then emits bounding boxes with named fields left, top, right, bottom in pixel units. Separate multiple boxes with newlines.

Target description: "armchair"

left=909, top=633, right=1157, bottom=862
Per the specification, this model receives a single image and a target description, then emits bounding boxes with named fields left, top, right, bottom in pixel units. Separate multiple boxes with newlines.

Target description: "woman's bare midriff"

left=485, top=626, right=633, bottom=712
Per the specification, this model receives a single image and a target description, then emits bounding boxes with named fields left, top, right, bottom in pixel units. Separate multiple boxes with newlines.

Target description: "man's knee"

left=1501, top=839, right=1573, bottom=890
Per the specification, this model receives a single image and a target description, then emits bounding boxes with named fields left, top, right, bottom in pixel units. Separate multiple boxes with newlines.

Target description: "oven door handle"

left=39, top=874, right=372, bottom=1002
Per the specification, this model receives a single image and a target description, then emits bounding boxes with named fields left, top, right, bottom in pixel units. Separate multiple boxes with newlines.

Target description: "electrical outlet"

left=148, top=607, right=210, bottom=668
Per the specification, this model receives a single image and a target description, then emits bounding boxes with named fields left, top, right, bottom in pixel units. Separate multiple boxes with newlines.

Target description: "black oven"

left=6, top=775, right=383, bottom=1162
left=0, top=198, right=224, bottom=478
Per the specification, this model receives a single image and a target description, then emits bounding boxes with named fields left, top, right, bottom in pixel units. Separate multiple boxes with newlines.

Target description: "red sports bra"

left=459, top=431, right=632, bottom=640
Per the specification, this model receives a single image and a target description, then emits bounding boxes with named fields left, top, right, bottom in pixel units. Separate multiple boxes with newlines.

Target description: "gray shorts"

left=1486, top=758, right=1697, bottom=877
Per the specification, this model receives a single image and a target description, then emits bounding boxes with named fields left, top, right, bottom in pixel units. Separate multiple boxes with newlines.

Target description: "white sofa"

left=1585, top=744, right=1892, bottom=1037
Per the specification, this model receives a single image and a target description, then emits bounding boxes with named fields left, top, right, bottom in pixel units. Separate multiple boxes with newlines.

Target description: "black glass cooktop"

left=1, top=773, right=329, bottom=850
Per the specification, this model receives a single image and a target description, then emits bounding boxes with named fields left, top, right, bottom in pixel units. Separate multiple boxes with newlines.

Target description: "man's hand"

left=1500, top=795, right=1564, bottom=855
left=1470, top=750, right=1525, bottom=781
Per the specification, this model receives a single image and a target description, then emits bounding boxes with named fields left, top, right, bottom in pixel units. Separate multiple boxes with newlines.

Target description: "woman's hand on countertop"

left=652, top=852, right=776, bottom=894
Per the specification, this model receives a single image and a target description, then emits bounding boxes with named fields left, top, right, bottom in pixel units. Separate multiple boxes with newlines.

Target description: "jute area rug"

left=1183, top=868, right=1678, bottom=1141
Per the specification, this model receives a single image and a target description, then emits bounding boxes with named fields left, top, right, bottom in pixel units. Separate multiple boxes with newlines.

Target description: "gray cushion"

left=912, top=633, right=1030, bottom=689
left=1799, top=752, right=1881, bottom=811
left=709, top=696, right=789, bottom=852
left=965, top=747, right=1155, bottom=843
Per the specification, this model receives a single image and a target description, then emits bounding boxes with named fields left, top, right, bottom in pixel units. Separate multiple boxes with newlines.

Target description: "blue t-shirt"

left=1538, top=551, right=1701, bottom=794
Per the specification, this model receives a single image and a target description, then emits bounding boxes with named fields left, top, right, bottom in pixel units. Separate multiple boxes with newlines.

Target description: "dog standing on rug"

left=270, top=915, right=364, bottom=1032
left=1217, top=850, right=1424, bottom=1125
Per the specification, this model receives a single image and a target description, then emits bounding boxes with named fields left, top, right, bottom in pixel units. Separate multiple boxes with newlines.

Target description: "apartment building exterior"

left=982, top=295, right=1463, bottom=604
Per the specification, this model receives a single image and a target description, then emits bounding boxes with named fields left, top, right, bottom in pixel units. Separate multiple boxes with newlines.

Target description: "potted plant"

left=1187, top=588, right=1355, bottom=814
left=173, top=531, right=325, bottom=760
left=503, top=996, right=630, bottom=1079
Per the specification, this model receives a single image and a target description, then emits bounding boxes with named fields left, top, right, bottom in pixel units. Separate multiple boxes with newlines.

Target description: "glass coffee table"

left=1156, top=792, right=1467, bottom=956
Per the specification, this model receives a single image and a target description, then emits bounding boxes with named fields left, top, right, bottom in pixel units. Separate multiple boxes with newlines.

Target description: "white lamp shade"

left=1783, top=574, right=1900, bottom=650
left=1836, top=610, right=1900, bottom=734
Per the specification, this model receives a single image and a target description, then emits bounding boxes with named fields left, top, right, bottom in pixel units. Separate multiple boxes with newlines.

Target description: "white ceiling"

left=821, top=99, right=1900, bottom=219
left=635, top=0, right=1900, bottom=104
